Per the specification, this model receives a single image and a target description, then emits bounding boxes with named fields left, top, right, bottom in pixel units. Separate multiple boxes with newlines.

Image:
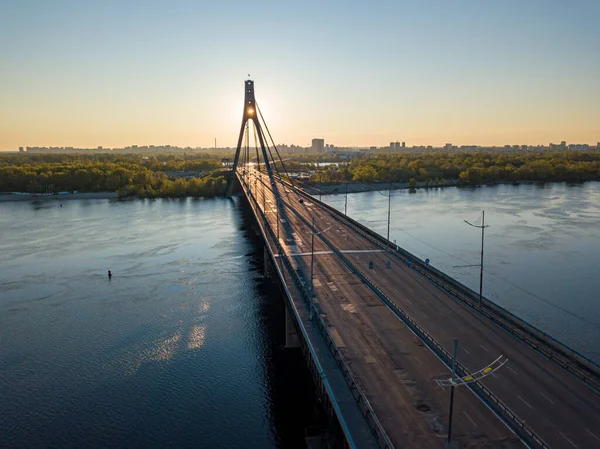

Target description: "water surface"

left=0, top=197, right=317, bottom=448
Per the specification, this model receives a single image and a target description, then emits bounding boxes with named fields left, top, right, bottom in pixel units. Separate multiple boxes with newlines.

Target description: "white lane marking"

left=340, top=249, right=386, bottom=254
left=479, top=344, right=489, bottom=352
left=461, top=346, right=470, bottom=355
left=463, top=411, right=477, bottom=428
left=413, top=356, right=422, bottom=365
left=421, top=312, right=429, bottom=319
left=585, top=428, right=600, bottom=442
left=507, top=366, right=518, bottom=375
left=457, top=326, right=465, bottom=333
left=438, top=326, right=446, bottom=334
left=517, top=395, right=533, bottom=409
left=539, top=391, right=555, bottom=404
left=393, top=288, right=399, bottom=293
left=559, top=431, right=579, bottom=448
left=292, top=251, right=332, bottom=256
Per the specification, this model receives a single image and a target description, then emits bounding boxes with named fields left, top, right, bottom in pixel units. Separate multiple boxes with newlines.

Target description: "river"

left=0, top=197, right=320, bottom=448
left=321, top=182, right=600, bottom=364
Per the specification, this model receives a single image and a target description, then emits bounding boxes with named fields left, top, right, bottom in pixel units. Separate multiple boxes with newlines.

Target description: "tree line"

left=311, top=151, right=600, bottom=185
left=0, top=153, right=227, bottom=198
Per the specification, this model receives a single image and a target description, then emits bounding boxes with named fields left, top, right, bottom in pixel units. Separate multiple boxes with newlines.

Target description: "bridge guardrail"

left=293, top=181, right=600, bottom=391
left=273, top=179, right=550, bottom=448
left=240, top=175, right=394, bottom=449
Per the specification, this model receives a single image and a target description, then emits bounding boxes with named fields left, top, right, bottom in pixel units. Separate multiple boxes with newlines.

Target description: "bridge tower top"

left=243, top=80, right=257, bottom=122
left=225, top=79, right=276, bottom=197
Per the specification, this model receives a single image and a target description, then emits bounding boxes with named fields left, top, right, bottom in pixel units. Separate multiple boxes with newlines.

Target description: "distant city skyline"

left=14, top=140, right=599, bottom=155
left=1, top=1, right=599, bottom=151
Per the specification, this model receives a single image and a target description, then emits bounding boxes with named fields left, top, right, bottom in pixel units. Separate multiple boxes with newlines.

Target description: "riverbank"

left=0, top=192, right=118, bottom=202
left=301, top=180, right=457, bottom=195
left=299, top=179, right=586, bottom=195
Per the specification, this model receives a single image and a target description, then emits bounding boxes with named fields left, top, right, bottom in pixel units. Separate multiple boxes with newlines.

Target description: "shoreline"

left=0, top=192, right=119, bottom=202
left=299, top=179, right=585, bottom=195
left=300, top=180, right=455, bottom=195
left=1, top=179, right=589, bottom=202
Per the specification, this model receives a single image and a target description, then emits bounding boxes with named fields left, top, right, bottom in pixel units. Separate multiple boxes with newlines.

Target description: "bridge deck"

left=243, top=171, right=600, bottom=448
left=245, top=179, right=379, bottom=448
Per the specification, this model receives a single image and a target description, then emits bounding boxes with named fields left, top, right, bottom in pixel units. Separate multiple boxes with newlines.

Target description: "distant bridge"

left=227, top=80, right=600, bottom=448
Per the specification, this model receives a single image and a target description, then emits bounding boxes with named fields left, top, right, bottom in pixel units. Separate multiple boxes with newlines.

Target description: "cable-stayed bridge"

left=227, top=80, right=600, bottom=448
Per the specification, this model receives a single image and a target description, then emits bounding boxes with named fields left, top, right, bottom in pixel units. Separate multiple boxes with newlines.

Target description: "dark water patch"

left=0, top=197, right=320, bottom=448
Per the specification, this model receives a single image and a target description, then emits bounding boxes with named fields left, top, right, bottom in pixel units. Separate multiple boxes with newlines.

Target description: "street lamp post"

left=376, top=186, right=395, bottom=242
left=344, top=181, right=348, bottom=216
left=464, top=210, right=490, bottom=307
left=435, top=342, right=508, bottom=448
left=310, top=216, right=315, bottom=319
left=447, top=339, right=458, bottom=447
left=276, top=198, right=280, bottom=242
left=309, top=219, right=331, bottom=321
left=387, top=183, right=392, bottom=241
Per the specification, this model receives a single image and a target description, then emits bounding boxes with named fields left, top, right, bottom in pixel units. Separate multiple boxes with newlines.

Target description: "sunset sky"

left=1, top=0, right=599, bottom=150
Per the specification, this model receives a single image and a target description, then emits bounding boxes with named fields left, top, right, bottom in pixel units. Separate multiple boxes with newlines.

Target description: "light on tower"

left=247, top=108, right=254, bottom=115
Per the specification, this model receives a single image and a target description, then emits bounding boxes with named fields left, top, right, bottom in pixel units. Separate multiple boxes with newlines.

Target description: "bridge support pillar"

left=264, top=245, right=273, bottom=278
left=285, top=304, right=300, bottom=348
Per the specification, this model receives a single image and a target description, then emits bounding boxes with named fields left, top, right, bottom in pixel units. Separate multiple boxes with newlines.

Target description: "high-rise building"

left=19, top=146, right=24, bottom=152
left=549, top=141, right=567, bottom=150
left=311, top=138, right=325, bottom=153
left=402, top=142, right=406, bottom=148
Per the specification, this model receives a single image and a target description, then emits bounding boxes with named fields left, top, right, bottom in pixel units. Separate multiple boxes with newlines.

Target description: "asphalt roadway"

left=243, top=169, right=600, bottom=449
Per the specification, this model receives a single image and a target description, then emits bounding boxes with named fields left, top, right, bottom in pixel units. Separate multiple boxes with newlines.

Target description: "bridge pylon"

left=226, top=80, right=275, bottom=197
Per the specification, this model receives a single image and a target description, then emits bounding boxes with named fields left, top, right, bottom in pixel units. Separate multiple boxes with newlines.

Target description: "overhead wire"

left=256, top=102, right=299, bottom=193
left=252, top=120, right=261, bottom=171
left=254, top=104, right=296, bottom=206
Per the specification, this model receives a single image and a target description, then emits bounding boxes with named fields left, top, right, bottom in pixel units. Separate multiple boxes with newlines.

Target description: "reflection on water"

left=322, top=182, right=600, bottom=363
left=0, top=197, right=319, bottom=448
